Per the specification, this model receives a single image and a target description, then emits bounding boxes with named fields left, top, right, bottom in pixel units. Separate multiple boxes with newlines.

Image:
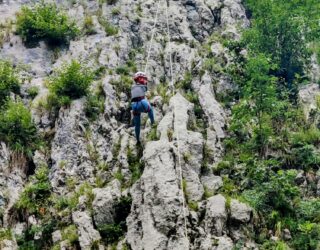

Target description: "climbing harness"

left=144, top=0, right=189, bottom=241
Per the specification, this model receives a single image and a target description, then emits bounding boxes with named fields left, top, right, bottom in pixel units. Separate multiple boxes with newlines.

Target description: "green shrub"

left=127, top=146, right=144, bottom=185
left=107, top=0, right=118, bottom=4
left=26, top=86, right=39, bottom=99
left=0, top=228, right=12, bottom=241
left=16, top=165, right=51, bottom=215
left=147, top=124, right=159, bottom=141
left=62, top=225, right=79, bottom=245
left=290, top=144, right=320, bottom=170
left=188, top=200, right=198, bottom=211
left=98, top=17, right=118, bottom=36
left=0, top=100, right=39, bottom=154
left=290, top=127, right=320, bottom=146
left=16, top=219, right=57, bottom=249
left=83, top=15, right=96, bottom=35
left=16, top=3, right=79, bottom=45
left=177, top=72, right=192, bottom=91
left=110, top=75, right=132, bottom=97
left=0, top=60, right=20, bottom=105
left=84, top=84, right=105, bottom=121
left=291, top=222, right=320, bottom=250
left=116, top=65, right=130, bottom=75
left=48, top=60, right=93, bottom=109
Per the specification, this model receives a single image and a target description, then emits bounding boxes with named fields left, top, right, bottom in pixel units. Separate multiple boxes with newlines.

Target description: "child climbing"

left=131, top=71, right=155, bottom=144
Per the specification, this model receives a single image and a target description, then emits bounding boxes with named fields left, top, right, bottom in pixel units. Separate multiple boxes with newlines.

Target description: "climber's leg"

left=141, top=99, right=155, bottom=125
left=148, top=107, right=155, bottom=125
left=134, top=113, right=141, bottom=142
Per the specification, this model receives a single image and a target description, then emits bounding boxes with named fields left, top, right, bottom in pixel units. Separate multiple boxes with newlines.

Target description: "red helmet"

left=133, top=71, right=148, bottom=84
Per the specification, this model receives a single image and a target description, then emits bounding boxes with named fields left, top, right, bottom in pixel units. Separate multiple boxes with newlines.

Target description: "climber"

left=131, top=72, right=155, bottom=144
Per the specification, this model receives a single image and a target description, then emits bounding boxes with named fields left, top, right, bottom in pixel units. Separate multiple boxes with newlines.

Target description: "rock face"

left=127, top=94, right=193, bottom=250
left=204, top=194, right=227, bottom=236
left=298, top=83, right=320, bottom=119
left=72, top=211, right=101, bottom=249
left=92, top=179, right=122, bottom=227
left=230, top=199, right=252, bottom=223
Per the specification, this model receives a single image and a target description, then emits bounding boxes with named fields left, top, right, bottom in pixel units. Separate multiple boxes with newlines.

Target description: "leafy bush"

left=26, top=86, right=39, bottom=99
left=16, top=165, right=51, bottom=215
left=84, top=83, right=105, bottom=121
left=62, top=225, right=79, bottom=245
left=83, top=15, right=96, bottom=35
left=0, top=100, right=39, bottom=154
left=290, top=144, right=320, bottom=170
left=98, top=17, right=118, bottom=36
left=127, top=146, right=144, bottom=185
left=0, top=229, right=12, bottom=241
left=48, top=60, right=93, bottom=109
left=291, top=222, right=320, bottom=250
left=0, top=60, right=20, bottom=105
left=243, top=170, right=299, bottom=215
left=16, top=3, right=79, bottom=45
left=16, top=219, right=57, bottom=249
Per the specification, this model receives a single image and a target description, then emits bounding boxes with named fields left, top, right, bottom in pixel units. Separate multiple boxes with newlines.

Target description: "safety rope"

left=165, top=0, right=189, bottom=241
left=144, top=0, right=161, bottom=76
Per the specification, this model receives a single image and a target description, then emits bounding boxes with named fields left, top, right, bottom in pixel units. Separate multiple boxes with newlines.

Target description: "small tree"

left=0, top=60, right=20, bottom=105
left=16, top=3, right=79, bottom=45
left=47, top=60, right=93, bottom=108
left=0, top=100, right=39, bottom=155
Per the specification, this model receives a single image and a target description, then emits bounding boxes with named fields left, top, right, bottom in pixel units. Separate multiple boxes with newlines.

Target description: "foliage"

left=0, top=100, right=39, bottom=154
left=98, top=17, right=118, bottom=36
left=110, top=75, right=132, bottom=97
left=147, top=124, right=159, bottom=141
left=0, top=229, right=12, bottom=241
left=26, top=86, right=39, bottom=99
left=0, top=60, right=20, bottom=105
left=47, top=60, right=93, bottom=109
left=62, top=225, right=79, bottom=245
left=83, top=15, right=96, bottom=35
left=16, top=219, right=57, bottom=249
left=16, top=165, right=51, bottom=215
left=223, top=2, right=320, bottom=248
left=84, top=83, right=106, bottom=121
left=16, top=3, right=79, bottom=45
left=243, top=0, right=319, bottom=87
left=127, top=146, right=144, bottom=185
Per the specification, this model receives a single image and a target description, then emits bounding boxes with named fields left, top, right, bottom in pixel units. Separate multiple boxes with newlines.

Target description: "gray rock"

left=201, top=174, right=223, bottom=193
left=204, top=194, right=227, bottom=236
left=126, top=139, right=189, bottom=250
left=213, top=236, right=234, bottom=250
left=52, top=230, right=62, bottom=243
left=199, top=84, right=226, bottom=139
left=170, top=93, right=204, bottom=201
left=0, top=239, right=18, bottom=250
left=283, top=228, right=292, bottom=241
left=230, top=199, right=252, bottom=223
left=298, top=83, right=320, bottom=119
left=13, top=223, right=26, bottom=239
left=72, top=211, right=101, bottom=249
left=295, top=171, right=306, bottom=185
left=92, top=179, right=122, bottom=227
left=50, top=99, right=95, bottom=194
